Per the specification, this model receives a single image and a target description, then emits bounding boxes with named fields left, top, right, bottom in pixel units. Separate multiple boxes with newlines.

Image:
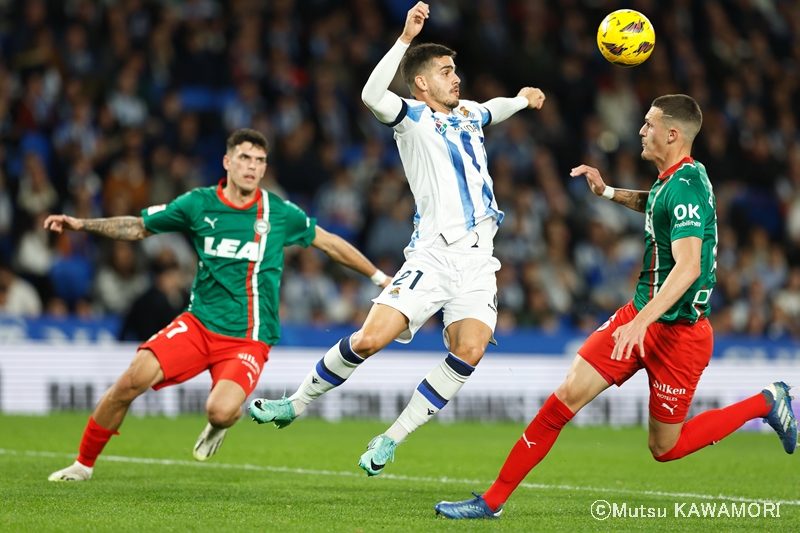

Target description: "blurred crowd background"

left=1, top=0, right=800, bottom=342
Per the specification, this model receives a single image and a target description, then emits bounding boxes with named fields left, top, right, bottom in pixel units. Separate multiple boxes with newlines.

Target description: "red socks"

left=480, top=392, right=770, bottom=509
left=77, top=416, right=119, bottom=467
left=483, top=394, right=575, bottom=510
left=655, top=392, right=770, bottom=462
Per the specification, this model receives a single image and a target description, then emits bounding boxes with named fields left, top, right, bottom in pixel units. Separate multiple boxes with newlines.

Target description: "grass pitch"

left=0, top=413, right=797, bottom=532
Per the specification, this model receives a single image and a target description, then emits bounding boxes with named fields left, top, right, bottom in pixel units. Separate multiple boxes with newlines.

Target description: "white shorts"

left=373, top=240, right=501, bottom=348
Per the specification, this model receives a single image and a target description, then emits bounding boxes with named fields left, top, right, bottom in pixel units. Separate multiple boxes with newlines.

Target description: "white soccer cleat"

left=193, top=423, right=228, bottom=461
left=48, top=461, right=93, bottom=482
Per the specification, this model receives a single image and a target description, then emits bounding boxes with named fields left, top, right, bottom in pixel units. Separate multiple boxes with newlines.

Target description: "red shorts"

left=578, top=301, right=713, bottom=423
left=139, top=312, right=270, bottom=396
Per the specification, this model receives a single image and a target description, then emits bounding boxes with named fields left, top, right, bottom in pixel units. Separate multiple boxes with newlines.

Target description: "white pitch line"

left=3, top=448, right=799, bottom=507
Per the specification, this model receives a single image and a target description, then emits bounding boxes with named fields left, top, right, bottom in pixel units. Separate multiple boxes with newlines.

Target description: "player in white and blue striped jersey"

left=249, top=1, right=546, bottom=476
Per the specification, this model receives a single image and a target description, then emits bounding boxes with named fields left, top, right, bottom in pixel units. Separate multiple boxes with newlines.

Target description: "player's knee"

left=451, top=344, right=485, bottom=366
left=206, top=402, right=240, bottom=428
left=651, top=444, right=678, bottom=462
left=553, top=381, right=581, bottom=409
left=649, top=438, right=679, bottom=460
left=350, top=331, right=384, bottom=357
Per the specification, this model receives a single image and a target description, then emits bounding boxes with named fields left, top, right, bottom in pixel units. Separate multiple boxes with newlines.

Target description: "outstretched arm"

left=361, top=2, right=429, bottom=123
left=43, top=214, right=153, bottom=241
left=570, top=164, right=649, bottom=213
left=482, top=87, right=546, bottom=125
left=311, top=226, right=391, bottom=288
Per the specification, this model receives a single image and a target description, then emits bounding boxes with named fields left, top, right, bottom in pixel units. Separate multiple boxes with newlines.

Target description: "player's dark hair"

left=652, top=94, right=703, bottom=144
left=400, top=43, right=457, bottom=95
left=226, top=128, right=269, bottom=155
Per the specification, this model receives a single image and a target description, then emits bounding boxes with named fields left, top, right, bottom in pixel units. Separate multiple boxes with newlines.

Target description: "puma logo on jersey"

left=204, top=216, right=218, bottom=229
left=204, top=237, right=261, bottom=261
left=662, top=402, right=677, bottom=415
left=678, top=177, right=691, bottom=185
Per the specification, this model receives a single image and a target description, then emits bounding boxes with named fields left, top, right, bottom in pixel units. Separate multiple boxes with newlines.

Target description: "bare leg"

left=48, top=349, right=164, bottom=480
left=93, top=349, right=165, bottom=431
left=648, top=418, right=683, bottom=456
left=445, top=318, right=492, bottom=366
left=205, top=379, right=246, bottom=428
left=349, top=303, right=410, bottom=357
left=554, top=355, right=612, bottom=413
left=193, top=379, right=247, bottom=461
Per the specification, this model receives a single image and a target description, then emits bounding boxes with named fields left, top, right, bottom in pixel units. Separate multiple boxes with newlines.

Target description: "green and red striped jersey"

left=142, top=180, right=316, bottom=344
left=633, top=157, right=718, bottom=324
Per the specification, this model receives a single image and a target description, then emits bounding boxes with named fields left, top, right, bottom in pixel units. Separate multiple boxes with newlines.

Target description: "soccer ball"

left=597, top=10, right=656, bottom=67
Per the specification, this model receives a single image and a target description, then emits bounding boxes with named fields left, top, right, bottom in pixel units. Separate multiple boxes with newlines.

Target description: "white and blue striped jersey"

left=388, top=97, right=504, bottom=250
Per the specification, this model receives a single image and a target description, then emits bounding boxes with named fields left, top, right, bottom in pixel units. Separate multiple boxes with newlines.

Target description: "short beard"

left=433, top=87, right=459, bottom=111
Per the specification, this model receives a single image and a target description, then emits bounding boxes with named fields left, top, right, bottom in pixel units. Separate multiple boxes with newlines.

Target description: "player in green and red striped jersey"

left=43, top=129, right=391, bottom=482
left=435, top=95, right=797, bottom=519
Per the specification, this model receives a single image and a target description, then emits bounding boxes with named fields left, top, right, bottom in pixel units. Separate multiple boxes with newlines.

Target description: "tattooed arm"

left=569, top=164, right=648, bottom=213
left=43, top=214, right=153, bottom=241
left=608, top=189, right=648, bottom=213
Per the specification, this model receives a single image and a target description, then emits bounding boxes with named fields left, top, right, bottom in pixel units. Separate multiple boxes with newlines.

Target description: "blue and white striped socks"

left=385, top=353, right=475, bottom=442
left=289, top=335, right=364, bottom=416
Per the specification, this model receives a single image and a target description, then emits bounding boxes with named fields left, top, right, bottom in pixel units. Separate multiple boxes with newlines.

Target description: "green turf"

left=0, top=413, right=797, bottom=532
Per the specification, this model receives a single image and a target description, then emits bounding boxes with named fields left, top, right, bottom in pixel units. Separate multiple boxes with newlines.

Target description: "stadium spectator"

left=17, top=153, right=57, bottom=218
left=223, top=80, right=265, bottom=134
left=53, top=98, right=100, bottom=162
left=93, top=241, right=148, bottom=316
left=63, top=24, right=96, bottom=79
left=107, top=70, right=148, bottom=128
left=495, top=263, right=525, bottom=315
left=493, top=185, right=548, bottom=264
left=363, top=192, right=414, bottom=268
left=0, top=261, right=42, bottom=317
left=14, top=212, right=56, bottom=305
left=313, top=168, right=365, bottom=243
left=533, top=218, right=583, bottom=317
left=119, top=251, right=188, bottom=342
left=280, top=247, right=340, bottom=325
left=0, top=169, right=13, bottom=259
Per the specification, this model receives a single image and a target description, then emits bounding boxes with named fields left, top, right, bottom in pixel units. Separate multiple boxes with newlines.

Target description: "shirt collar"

left=216, top=179, right=261, bottom=210
left=658, top=157, right=694, bottom=180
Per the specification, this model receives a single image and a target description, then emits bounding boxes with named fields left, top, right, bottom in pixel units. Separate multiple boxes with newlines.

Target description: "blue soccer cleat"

left=434, top=492, right=503, bottom=519
left=358, top=434, right=398, bottom=476
left=762, top=381, right=797, bottom=454
left=249, top=396, right=297, bottom=428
